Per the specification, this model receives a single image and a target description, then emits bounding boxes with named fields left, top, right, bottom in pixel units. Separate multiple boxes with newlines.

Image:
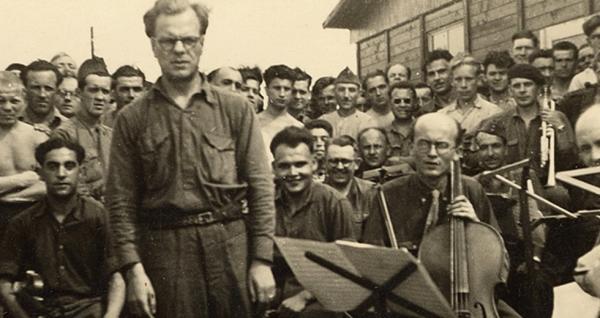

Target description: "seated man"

left=357, top=127, right=412, bottom=182
left=270, top=127, right=354, bottom=317
left=0, top=138, right=124, bottom=318
left=0, top=71, right=47, bottom=234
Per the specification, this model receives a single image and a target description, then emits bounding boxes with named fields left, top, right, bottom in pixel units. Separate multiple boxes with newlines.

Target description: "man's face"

left=553, top=50, right=577, bottom=80
left=476, top=132, right=507, bottom=170
left=426, top=59, right=451, bottom=95
left=588, top=26, right=600, bottom=53
left=113, top=76, right=144, bottom=108
left=531, top=57, right=555, bottom=81
left=326, top=144, right=358, bottom=187
left=52, top=55, right=77, bottom=77
left=41, top=147, right=80, bottom=199
left=387, top=64, right=409, bottom=85
left=485, top=64, right=509, bottom=93
left=272, top=143, right=315, bottom=194
left=310, top=128, right=330, bottom=160
left=578, top=46, right=595, bottom=71
left=510, top=78, right=539, bottom=108
left=512, top=38, right=537, bottom=64
left=266, top=78, right=292, bottom=110
left=55, top=77, right=80, bottom=117
left=290, top=80, right=311, bottom=112
left=359, top=129, right=389, bottom=169
left=577, top=120, right=600, bottom=167
left=0, top=85, right=25, bottom=128
left=211, top=68, right=242, bottom=92
left=241, top=79, right=261, bottom=109
left=80, top=75, right=112, bottom=119
left=334, top=83, right=359, bottom=111
left=319, top=84, right=337, bottom=112
left=151, top=8, right=204, bottom=82
left=415, top=87, right=434, bottom=113
left=412, top=121, right=457, bottom=179
left=355, top=95, right=367, bottom=112
left=390, top=88, right=414, bottom=120
left=365, top=75, right=389, bottom=109
left=452, top=64, right=478, bottom=103
left=26, top=70, right=58, bottom=117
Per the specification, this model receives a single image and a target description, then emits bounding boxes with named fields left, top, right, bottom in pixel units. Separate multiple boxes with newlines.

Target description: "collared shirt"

left=384, top=122, right=414, bottom=158
left=51, top=114, right=112, bottom=200
left=568, top=67, right=597, bottom=92
left=20, top=108, right=68, bottom=136
left=438, top=95, right=502, bottom=134
left=319, top=109, right=377, bottom=139
left=345, top=177, right=375, bottom=239
left=362, top=173, right=499, bottom=251
left=365, top=109, right=394, bottom=128
left=0, top=195, right=113, bottom=303
left=105, top=76, right=275, bottom=268
left=257, top=110, right=303, bottom=163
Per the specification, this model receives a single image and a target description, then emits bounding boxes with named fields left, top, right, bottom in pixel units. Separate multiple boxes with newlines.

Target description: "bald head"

left=414, top=113, right=462, bottom=145
left=575, top=105, right=600, bottom=167
left=0, top=71, right=26, bottom=128
left=0, top=71, right=24, bottom=94
left=209, top=67, right=242, bottom=92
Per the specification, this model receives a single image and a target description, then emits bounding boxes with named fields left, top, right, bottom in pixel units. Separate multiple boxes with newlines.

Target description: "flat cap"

left=78, top=56, right=109, bottom=83
left=507, top=63, right=545, bottom=86
left=583, top=15, right=600, bottom=36
left=335, top=67, right=360, bottom=87
left=477, top=119, right=507, bottom=142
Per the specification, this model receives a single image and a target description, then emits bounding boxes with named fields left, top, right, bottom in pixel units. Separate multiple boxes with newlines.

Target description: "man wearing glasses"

left=54, top=75, right=80, bottom=118
left=105, top=1, right=276, bottom=317
left=384, top=82, right=417, bottom=164
left=51, top=57, right=112, bottom=202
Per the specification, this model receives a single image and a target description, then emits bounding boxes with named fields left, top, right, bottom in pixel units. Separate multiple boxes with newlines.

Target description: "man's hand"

left=248, top=260, right=275, bottom=305
left=125, top=263, right=156, bottom=317
left=278, top=290, right=313, bottom=317
left=448, top=195, right=479, bottom=222
left=540, top=109, right=565, bottom=129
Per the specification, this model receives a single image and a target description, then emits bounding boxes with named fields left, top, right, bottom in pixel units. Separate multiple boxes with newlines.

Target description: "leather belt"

left=142, top=200, right=247, bottom=230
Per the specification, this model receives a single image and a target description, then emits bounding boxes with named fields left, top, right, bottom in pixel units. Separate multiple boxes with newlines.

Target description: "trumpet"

left=540, top=85, right=556, bottom=187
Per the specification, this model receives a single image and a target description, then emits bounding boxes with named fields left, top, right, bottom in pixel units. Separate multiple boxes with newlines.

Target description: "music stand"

left=274, top=237, right=455, bottom=318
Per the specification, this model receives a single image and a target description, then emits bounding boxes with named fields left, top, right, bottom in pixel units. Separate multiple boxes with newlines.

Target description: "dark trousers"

left=139, top=219, right=251, bottom=318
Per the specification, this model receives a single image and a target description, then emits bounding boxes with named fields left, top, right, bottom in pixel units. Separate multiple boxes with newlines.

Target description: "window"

left=539, top=17, right=588, bottom=48
left=428, top=23, right=465, bottom=55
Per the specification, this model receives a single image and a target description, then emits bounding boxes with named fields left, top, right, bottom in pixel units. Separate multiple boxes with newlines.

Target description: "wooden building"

left=323, top=0, right=600, bottom=79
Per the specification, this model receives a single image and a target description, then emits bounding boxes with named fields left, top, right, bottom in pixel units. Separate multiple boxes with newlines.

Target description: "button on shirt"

left=438, top=95, right=502, bottom=134
left=0, top=195, right=114, bottom=302
left=105, top=77, right=275, bottom=267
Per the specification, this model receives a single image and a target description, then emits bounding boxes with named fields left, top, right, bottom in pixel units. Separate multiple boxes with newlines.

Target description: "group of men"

left=1, top=0, right=600, bottom=317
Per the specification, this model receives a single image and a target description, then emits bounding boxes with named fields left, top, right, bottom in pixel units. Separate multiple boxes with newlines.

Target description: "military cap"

left=334, top=67, right=360, bottom=87
left=77, top=56, right=110, bottom=83
left=583, top=15, right=600, bottom=36
left=477, top=119, right=507, bottom=143
left=507, top=63, right=545, bottom=86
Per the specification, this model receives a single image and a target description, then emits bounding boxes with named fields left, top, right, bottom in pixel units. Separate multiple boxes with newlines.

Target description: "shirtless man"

left=0, top=71, right=47, bottom=232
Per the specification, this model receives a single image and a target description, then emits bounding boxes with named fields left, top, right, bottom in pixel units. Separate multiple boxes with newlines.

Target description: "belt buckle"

left=197, top=211, right=215, bottom=224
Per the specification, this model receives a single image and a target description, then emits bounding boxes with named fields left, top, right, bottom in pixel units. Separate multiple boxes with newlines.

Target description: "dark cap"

left=477, top=119, right=507, bottom=143
left=583, top=15, right=600, bottom=36
left=77, top=57, right=110, bottom=84
left=334, top=67, right=360, bottom=87
left=507, top=63, right=545, bottom=86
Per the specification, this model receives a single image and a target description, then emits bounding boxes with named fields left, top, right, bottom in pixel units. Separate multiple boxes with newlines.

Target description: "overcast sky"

left=0, top=0, right=355, bottom=81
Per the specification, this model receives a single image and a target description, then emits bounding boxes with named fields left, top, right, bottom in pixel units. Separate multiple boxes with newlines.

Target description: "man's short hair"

left=449, top=53, right=481, bottom=74
left=580, top=43, right=591, bottom=50
left=305, top=119, right=333, bottom=137
left=552, top=41, right=579, bottom=60
left=206, top=66, right=239, bottom=83
left=112, top=65, right=146, bottom=82
left=35, top=138, right=86, bottom=165
left=511, top=30, right=539, bottom=47
left=0, top=71, right=25, bottom=94
left=50, top=52, right=73, bottom=64
left=528, top=49, right=554, bottom=64
left=77, top=57, right=110, bottom=89
left=425, top=49, right=453, bottom=68
left=385, top=63, right=412, bottom=80
left=239, top=66, right=263, bottom=85
left=21, top=60, right=63, bottom=87
left=362, top=69, right=388, bottom=89
left=413, top=81, right=432, bottom=92
left=330, top=135, right=358, bottom=154
left=388, top=81, right=416, bottom=99
left=482, top=50, right=515, bottom=72
left=357, top=127, right=389, bottom=147
left=5, top=63, right=26, bottom=74
left=143, top=0, right=210, bottom=38
left=583, top=15, right=600, bottom=37
left=293, top=67, right=312, bottom=88
left=311, top=76, right=336, bottom=97
left=263, top=64, right=295, bottom=87
left=270, top=126, right=314, bottom=155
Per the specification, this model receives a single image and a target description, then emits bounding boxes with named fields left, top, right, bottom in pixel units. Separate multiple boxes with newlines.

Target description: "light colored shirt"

left=569, top=67, right=597, bottom=92
left=365, top=109, right=394, bottom=128
left=438, top=95, right=502, bottom=134
left=319, top=109, right=377, bottom=140
left=258, top=110, right=303, bottom=163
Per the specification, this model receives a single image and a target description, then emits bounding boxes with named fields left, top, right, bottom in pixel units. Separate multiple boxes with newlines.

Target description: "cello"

left=418, top=159, right=509, bottom=318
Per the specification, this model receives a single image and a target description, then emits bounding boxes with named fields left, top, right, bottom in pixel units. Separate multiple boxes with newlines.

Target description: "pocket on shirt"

left=139, top=130, right=171, bottom=191
left=202, top=132, right=237, bottom=184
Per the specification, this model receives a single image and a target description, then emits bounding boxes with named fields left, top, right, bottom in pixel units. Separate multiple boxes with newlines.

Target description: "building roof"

left=323, top=0, right=368, bottom=29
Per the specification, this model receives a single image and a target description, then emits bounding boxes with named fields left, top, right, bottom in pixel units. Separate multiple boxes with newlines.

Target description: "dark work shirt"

left=0, top=195, right=113, bottom=302
left=343, top=177, right=375, bottom=239
left=384, top=123, right=413, bottom=158
left=105, top=76, right=275, bottom=268
left=362, top=173, right=499, bottom=251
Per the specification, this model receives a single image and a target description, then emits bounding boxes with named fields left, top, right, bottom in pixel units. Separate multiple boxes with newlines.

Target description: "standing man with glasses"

left=105, top=0, right=276, bottom=317
left=54, top=75, right=80, bottom=118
